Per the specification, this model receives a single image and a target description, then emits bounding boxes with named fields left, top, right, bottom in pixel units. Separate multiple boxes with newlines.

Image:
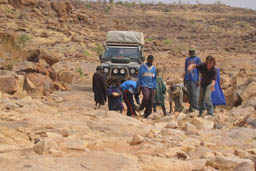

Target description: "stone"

left=145, top=129, right=157, bottom=138
left=9, top=0, right=38, bottom=6
left=234, top=149, right=250, bottom=158
left=176, top=112, right=187, bottom=121
left=59, top=139, right=87, bottom=151
left=165, top=121, right=178, bottom=129
left=50, top=1, right=73, bottom=17
left=0, top=72, right=24, bottom=94
left=139, top=155, right=206, bottom=171
left=57, top=70, right=74, bottom=84
left=33, top=139, right=58, bottom=155
left=24, top=73, right=54, bottom=96
left=184, top=122, right=198, bottom=132
left=130, top=134, right=144, bottom=146
left=0, top=0, right=8, bottom=4
left=12, top=61, right=36, bottom=72
left=192, top=117, right=214, bottom=130
left=206, top=156, right=254, bottom=170
left=234, top=162, right=255, bottom=171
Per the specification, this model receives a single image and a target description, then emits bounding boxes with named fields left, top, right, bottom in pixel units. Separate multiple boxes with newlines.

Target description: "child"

left=153, top=68, right=167, bottom=116
left=106, top=79, right=124, bottom=113
left=168, top=82, right=184, bottom=113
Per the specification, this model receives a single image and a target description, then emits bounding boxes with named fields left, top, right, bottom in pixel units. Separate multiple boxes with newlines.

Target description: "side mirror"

left=141, top=56, right=145, bottom=61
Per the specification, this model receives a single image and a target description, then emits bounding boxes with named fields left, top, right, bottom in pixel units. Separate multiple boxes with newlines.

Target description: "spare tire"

left=111, top=57, right=130, bottom=64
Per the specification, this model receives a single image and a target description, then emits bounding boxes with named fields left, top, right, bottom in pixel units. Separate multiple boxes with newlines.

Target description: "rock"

left=145, top=129, right=157, bottom=138
left=248, top=120, right=256, bottom=128
left=165, top=121, right=178, bottom=129
left=0, top=72, right=24, bottom=94
left=40, top=51, right=59, bottom=66
left=243, top=96, right=256, bottom=109
left=176, top=112, right=187, bottom=121
left=50, top=1, right=73, bottom=17
left=77, top=13, right=89, bottom=23
left=176, top=151, right=190, bottom=160
left=184, top=122, right=198, bottom=132
left=234, top=149, right=250, bottom=158
left=9, top=0, right=38, bottom=6
left=57, top=70, right=74, bottom=84
left=53, top=81, right=72, bottom=91
left=33, top=139, right=58, bottom=155
left=234, top=162, right=255, bottom=171
left=239, top=81, right=256, bottom=104
left=59, top=139, right=87, bottom=151
left=139, top=155, right=206, bottom=171
left=130, top=134, right=144, bottom=146
left=161, top=128, right=185, bottom=138
left=192, top=117, right=214, bottom=130
left=0, top=0, right=8, bottom=4
left=12, top=61, right=36, bottom=72
left=206, top=156, right=254, bottom=170
left=24, top=73, right=54, bottom=96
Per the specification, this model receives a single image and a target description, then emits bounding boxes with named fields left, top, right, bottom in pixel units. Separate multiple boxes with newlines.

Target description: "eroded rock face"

left=8, top=0, right=38, bottom=6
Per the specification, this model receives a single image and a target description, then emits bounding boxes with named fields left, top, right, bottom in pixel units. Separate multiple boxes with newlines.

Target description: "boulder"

left=33, top=139, right=58, bottom=155
left=192, top=117, right=214, bottom=130
left=57, top=70, right=74, bottom=84
left=50, top=1, right=74, bottom=17
left=139, top=155, right=206, bottom=171
left=12, top=61, right=36, bottom=72
left=207, top=156, right=254, bottom=170
left=0, top=71, right=24, bottom=94
left=234, top=162, right=255, bottom=171
left=165, top=121, right=178, bottom=129
left=184, top=122, right=198, bottom=132
left=24, top=73, right=54, bottom=96
left=130, top=134, right=144, bottom=146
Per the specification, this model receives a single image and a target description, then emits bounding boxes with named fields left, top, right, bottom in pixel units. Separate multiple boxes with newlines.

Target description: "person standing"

left=120, top=79, right=140, bottom=117
left=137, top=55, right=157, bottom=118
left=184, top=47, right=201, bottom=112
left=153, top=68, right=167, bottom=116
left=92, top=66, right=106, bottom=109
left=187, top=56, right=217, bottom=116
left=106, top=79, right=124, bottom=113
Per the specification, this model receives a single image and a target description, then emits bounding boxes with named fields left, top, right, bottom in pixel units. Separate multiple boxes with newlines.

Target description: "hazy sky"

left=140, top=0, right=256, bottom=10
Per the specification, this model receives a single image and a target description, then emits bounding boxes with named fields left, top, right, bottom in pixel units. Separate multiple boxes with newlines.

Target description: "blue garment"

left=137, top=63, right=157, bottom=89
left=211, top=68, right=226, bottom=106
left=121, top=80, right=140, bottom=105
left=106, top=86, right=123, bottom=111
left=184, top=56, right=201, bottom=82
left=120, top=80, right=137, bottom=92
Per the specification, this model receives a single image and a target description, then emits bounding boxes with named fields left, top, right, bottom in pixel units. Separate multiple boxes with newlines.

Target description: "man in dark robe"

left=93, top=66, right=106, bottom=109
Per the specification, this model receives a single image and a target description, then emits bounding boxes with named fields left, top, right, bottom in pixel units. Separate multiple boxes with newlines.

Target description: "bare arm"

left=210, top=80, right=216, bottom=92
left=187, top=64, right=197, bottom=72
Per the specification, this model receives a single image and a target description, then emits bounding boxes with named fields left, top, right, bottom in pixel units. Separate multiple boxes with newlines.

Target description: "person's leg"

left=153, top=103, right=157, bottom=112
left=140, top=87, right=150, bottom=111
left=191, top=81, right=199, bottom=111
left=199, top=86, right=206, bottom=116
left=169, top=102, right=172, bottom=113
left=144, top=88, right=154, bottom=118
left=123, top=91, right=132, bottom=116
left=161, top=105, right=167, bottom=116
left=185, top=80, right=193, bottom=111
left=205, top=85, right=214, bottom=115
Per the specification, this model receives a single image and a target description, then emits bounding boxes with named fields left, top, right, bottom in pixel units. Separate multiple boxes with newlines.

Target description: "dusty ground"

left=0, top=1, right=255, bottom=171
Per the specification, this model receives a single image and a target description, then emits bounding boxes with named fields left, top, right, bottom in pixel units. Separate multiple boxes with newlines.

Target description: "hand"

left=112, top=92, right=120, bottom=96
left=210, top=85, right=215, bottom=92
left=196, top=81, right=200, bottom=87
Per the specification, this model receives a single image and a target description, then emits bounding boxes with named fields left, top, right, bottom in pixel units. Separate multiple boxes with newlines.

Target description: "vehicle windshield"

left=103, top=47, right=140, bottom=60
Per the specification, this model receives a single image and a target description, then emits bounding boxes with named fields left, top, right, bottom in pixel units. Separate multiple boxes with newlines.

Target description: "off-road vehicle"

left=98, top=31, right=145, bottom=85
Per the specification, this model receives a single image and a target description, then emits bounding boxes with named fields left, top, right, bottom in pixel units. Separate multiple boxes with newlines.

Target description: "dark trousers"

left=140, top=87, right=154, bottom=118
left=123, top=91, right=136, bottom=116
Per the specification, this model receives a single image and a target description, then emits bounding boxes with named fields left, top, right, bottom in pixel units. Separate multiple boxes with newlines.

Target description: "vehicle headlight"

left=130, top=68, right=136, bottom=74
left=120, top=69, right=126, bottom=74
left=113, top=68, right=119, bottom=74
left=103, top=68, right=109, bottom=73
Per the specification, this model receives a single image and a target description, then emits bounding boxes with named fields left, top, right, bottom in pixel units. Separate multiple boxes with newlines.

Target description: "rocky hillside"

left=0, top=0, right=256, bottom=170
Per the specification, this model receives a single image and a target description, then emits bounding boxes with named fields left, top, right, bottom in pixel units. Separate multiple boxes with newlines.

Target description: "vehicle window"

left=104, top=48, right=139, bottom=59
